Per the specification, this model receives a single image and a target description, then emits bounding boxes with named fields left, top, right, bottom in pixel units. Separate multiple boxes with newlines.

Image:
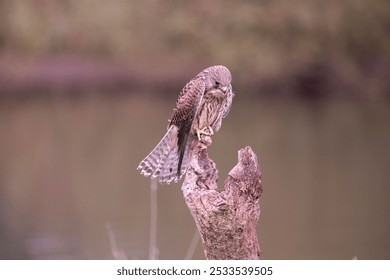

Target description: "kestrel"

left=137, top=65, right=234, bottom=184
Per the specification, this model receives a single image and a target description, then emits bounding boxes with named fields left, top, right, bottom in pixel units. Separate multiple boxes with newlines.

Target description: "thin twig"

left=185, top=230, right=200, bottom=260
left=105, top=222, right=127, bottom=260
left=149, top=178, right=159, bottom=260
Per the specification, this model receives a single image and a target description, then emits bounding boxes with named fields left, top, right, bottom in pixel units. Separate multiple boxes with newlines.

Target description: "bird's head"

left=203, top=65, right=232, bottom=93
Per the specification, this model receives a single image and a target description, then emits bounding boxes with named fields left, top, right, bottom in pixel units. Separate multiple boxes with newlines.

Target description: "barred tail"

left=158, top=137, right=191, bottom=184
left=137, top=125, right=182, bottom=184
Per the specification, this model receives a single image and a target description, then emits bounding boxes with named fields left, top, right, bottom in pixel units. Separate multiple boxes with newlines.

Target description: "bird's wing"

left=170, top=76, right=206, bottom=176
left=171, top=76, right=206, bottom=126
left=222, top=84, right=234, bottom=119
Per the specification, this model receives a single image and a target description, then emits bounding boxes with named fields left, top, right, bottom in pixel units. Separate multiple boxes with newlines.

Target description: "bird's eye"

left=215, top=81, right=220, bottom=87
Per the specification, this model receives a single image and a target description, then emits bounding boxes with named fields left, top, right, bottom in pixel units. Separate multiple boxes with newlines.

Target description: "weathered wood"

left=181, top=135, right=262, bottom=260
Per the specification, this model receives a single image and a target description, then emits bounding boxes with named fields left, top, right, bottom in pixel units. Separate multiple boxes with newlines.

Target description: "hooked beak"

left=220, top=85, right=228, bottom=93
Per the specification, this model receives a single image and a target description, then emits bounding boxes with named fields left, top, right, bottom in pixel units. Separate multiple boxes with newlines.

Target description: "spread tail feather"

left=138, top=125, right=188, bottom=184
left=159, top=137, right=191, bottom=184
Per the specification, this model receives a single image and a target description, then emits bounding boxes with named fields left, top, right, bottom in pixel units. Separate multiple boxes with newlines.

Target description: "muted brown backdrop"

left=0, top=0, right=389, bottom=259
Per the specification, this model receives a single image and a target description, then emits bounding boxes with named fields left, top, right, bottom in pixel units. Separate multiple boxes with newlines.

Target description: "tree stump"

left=181, top=135, right=263, bottom=260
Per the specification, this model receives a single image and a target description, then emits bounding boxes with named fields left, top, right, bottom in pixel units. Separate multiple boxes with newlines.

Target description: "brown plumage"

left=137, top=65, right=234, bottom=184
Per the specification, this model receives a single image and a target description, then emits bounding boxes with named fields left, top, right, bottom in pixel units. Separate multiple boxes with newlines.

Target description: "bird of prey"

left=137, top=65, right=234, bottom=184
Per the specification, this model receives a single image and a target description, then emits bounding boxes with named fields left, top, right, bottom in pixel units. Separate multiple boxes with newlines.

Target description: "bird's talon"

left=196, top=130, right=201, bottom=140
left=196, top=127, right=214, bottom=140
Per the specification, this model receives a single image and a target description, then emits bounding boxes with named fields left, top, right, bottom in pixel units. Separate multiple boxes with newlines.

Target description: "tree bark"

left=181, top=135, right=262, bottom=260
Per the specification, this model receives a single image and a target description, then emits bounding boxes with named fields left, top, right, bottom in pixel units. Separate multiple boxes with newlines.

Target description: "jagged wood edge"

left=181, top=136, right=262, bottom=260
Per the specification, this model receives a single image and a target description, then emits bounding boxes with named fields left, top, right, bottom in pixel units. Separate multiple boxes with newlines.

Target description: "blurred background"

left=0, top=0, right=389, bottom=259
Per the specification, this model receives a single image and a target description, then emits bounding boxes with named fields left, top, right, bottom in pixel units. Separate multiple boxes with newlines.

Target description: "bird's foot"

left=208, top=126, right=214, bottom=135
left=196, top=126, right=213, bottom=140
